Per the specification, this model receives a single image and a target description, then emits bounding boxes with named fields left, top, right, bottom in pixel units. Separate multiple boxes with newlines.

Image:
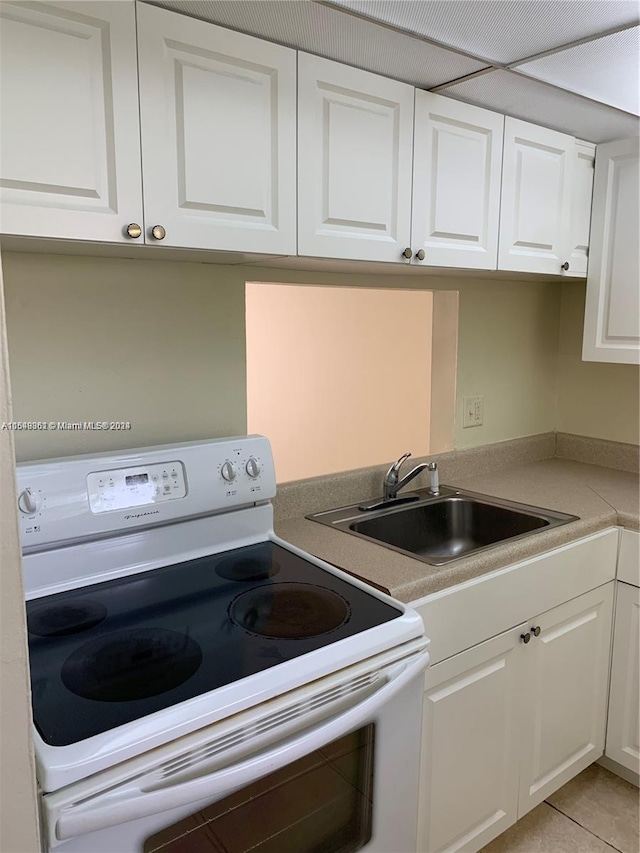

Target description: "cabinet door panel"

left=566, top=140, right=595, bottom=277
left=298, top=53, right=413, bottom=262
left=606, top=582, right=640, bottom=774
left=0, top=1, right=142, bottom=241
left=412, top=93, right=503, bottom=269
left=518, top=583, right=614, bottom=814
left=418, top=628, right=522, bottom=853
left=499, top=118, right=573, bottom=274
left=137, top=3, right=296, bottom=253
left=582, top=138, right=640, bottom=364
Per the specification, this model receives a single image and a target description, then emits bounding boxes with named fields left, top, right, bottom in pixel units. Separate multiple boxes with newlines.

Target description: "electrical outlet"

left=463, top=395, right=484, bottom=428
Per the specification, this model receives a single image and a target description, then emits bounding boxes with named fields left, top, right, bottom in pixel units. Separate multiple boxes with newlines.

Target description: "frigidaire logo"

left=124, top=510, right=160, bottom=520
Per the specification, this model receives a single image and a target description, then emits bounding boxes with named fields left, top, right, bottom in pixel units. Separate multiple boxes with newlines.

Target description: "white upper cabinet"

left=412, top=93, right=504, bottom=270
left=0, top=1, right=143, bottom=242
left=582, top=137, right=640, bottom=364
left=566, top=141, right=596, bottom=277
left=136, top=4, right=296, bottom=253
left=499, top=118, right=574, bottom=275
left=297, top=53, right=414, bottom=263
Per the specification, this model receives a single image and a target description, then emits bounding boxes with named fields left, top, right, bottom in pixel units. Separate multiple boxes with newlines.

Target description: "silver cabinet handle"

left=561, top=262, right=569, bottom=271
left=415, top=249, right=426, bottom=261
left=520, top=632, right=531, bottom=644
left=126, top=223, right=142, bottom=239
left=402, top=247, right=412, bottom=259
left=151, top=225, right=166, bottom=240
left=531, top=626, right=541, bottom=637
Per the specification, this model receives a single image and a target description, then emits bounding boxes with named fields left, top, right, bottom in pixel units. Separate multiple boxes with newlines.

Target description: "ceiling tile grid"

left=325, top=0, right=640, bottom=64
left=513, top=26, right=640, bottom=116
left=436, top=68, right=640, bottom=143
left=148, top=0, right=487, bottom=89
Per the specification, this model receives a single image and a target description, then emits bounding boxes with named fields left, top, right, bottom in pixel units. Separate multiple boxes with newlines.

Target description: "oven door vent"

left=156, top=669, right=385, bottom=781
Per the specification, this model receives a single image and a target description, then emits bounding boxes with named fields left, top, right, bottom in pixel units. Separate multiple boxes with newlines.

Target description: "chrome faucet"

left=383, top=452, right=440, bottom=501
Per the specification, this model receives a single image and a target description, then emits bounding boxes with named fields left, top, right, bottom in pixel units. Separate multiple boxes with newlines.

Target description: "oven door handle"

left=51, top=648, right=428, bottom=843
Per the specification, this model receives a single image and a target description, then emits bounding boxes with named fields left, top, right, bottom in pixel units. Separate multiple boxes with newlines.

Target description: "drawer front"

left=413, top=528, right=618, bottom=665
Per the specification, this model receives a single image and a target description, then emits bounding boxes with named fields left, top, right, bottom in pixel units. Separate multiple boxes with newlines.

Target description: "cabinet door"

left=498, top=118, right=574, bottom=274
left=298, top=53, right=414, bottom=263
left=0, top=1, right=143, bottom=242
left=418, top=627, right=523, bottom=853
left=606, top=582, right=640, bottom=775
left=566, top=140, right=595, bottom=277
left=136, top=3, right=296, bottom=253
left=518, top=583, right=614, bottom=815
left=582, top=138, right=640, bottom=364
left=412, top=93, right=503, bottom=270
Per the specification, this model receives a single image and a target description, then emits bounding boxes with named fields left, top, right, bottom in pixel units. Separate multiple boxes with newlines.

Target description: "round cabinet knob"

left=245, top=457, right=261, bottom=478
left=531, top=625, right=541, bottom=637
left=561, top=261, right=570, bottom=271
left=18, top=488, right=40, bottom=514
left=151, top=225, right=166, bottom=241
left=415, top=249, right=426, bottom=261
left=126, top=223, right=142, bottom=239
left=402, top=247, right=412, bottom=259
left=221, top=461, right=236, bottom=482
left=520, top=632, right=531, bottom=644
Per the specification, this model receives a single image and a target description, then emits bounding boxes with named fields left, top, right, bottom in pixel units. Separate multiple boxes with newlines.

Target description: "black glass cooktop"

left=26, top=542, right=401, bottom=746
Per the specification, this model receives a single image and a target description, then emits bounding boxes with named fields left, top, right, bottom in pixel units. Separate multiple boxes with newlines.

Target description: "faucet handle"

left=386, top=452, right=411, bottom=482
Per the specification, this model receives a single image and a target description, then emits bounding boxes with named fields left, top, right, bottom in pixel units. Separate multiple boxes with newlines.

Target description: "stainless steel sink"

left=307, top=487, right=577, bottom=566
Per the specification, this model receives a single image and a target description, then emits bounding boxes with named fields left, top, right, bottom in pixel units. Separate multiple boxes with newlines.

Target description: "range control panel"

left=87, top=462, right=187, bottom=514
left=16, top=435, right=276, bottom=550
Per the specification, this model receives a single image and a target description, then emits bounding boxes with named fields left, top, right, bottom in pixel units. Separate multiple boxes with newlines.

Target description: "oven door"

left=43, top=640, right=428, bottom=853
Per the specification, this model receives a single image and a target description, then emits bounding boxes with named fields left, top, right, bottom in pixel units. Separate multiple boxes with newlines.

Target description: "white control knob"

left=18, top=488, right=40, bottom=514
left=245, top=457, right=261, bottom=478
left=221, top=461, right=237, bottom=482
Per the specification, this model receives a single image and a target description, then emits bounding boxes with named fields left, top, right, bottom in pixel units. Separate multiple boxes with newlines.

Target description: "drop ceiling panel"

left=326, top=0, right=640, bottom=64
left=145, top=0, right=487, bottom=89
left=438, top=69, right=640, bottom=143
left=513, top=27, right=640, bottom=116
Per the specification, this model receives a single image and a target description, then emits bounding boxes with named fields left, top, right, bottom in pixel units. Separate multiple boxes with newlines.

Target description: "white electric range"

left=18, top=436, right=430, bottom=853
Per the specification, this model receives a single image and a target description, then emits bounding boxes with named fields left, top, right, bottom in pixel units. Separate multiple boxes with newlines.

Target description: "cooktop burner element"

left=61, top=628, right=203, bottom=702
left=216, top=554, right=280, bottom=582
left=26, top=542, right=402, bottom=747
left=27, top=601, right=108, bottom=637
left=230, top=583, right=350, bottom=639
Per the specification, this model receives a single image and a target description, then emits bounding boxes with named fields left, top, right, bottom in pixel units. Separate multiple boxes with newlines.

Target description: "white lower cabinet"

left=418, top=582, right=614, bottom=853
left=517, top=584, right=614, bottom=813
left=605, top=582, right=640, bottom=775
left=419, top=627, right=522, bottom=853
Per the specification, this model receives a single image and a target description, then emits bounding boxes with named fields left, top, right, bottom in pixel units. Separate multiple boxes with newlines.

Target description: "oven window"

left=143, top=725, right=375, bottom=853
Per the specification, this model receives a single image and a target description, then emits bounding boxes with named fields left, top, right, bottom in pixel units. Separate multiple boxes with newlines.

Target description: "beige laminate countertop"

left=275, top=459, right=639, bottom=603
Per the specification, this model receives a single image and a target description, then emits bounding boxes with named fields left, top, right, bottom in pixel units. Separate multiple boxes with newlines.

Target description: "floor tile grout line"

left=544, top=800, right=627, bottom=853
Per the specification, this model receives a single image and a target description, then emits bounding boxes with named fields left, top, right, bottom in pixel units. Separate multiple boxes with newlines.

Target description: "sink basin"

left=307, top=488, right=577, bottom=566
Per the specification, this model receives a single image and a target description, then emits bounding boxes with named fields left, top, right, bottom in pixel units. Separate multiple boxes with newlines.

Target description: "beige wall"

left=246, top=283, right=433, bottom=480
left=0, top=258, right=40, bottom=853
left=3, top=253, right=247, bottom=461
left=454, top=279, right=561, bottom=449
left=557, top=280, right=640, bottom=444
left=3, top=253, right=564, bottom=464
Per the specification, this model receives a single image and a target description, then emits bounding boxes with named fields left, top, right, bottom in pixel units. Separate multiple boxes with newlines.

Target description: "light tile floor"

left=480, top=764, right=639, bottom=853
